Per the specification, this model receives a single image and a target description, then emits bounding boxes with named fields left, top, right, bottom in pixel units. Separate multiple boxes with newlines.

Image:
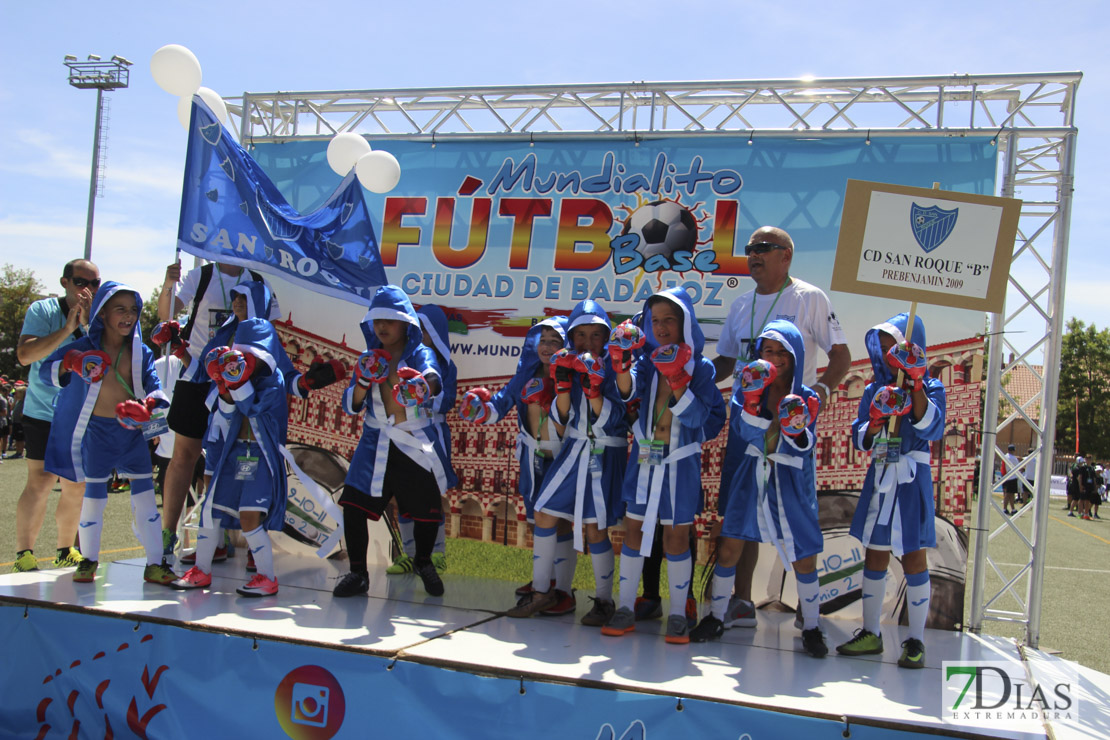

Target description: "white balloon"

left=150, top=44, right=202, bottom=97
left=326, top=133, right=371, bottom=176
left=356, top=150, right=401, bottom=193
left=177, top=87, right=228, bottom=130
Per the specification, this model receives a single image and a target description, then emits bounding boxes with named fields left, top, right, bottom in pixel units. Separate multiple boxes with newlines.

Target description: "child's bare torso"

left=92, top=346, right=132, bottom=418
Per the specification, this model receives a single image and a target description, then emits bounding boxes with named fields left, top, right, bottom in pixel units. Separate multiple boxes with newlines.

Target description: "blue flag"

left=176, top=98, right=386, bottom=305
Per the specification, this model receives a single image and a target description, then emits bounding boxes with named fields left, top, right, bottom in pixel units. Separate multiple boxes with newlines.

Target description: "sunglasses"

left=69, top=276, right=101, bottom=289
left=744, top=242, right=787, bottom=256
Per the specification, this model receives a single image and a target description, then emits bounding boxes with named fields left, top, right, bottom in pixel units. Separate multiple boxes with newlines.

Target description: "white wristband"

left=815, top=382, right=830, bottom=398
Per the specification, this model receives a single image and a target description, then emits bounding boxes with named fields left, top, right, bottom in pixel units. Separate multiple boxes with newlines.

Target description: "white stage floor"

left=2, top=549, right=1107, bottom=740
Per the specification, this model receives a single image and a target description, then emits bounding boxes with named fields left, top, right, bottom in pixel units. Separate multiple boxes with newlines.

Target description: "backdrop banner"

left=252, top=136, right=998, bottom=378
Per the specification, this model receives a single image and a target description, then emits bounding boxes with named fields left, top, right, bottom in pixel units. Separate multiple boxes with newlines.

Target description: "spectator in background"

left=0, top=386, right=9, bottom=463
left=11, top=259, right=98, bottom=572
left=1001, top=444, right=1025, bottom=516
left=8, top=384, right=26, bottom=459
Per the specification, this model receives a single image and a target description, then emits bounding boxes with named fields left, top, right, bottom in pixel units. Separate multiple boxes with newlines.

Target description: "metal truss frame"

left=226, top=73, right=1080, bottom=647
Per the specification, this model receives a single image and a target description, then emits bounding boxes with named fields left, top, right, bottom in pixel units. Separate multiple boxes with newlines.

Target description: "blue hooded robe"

left=343, top=286, right=451, bottom=505
left=200, top=317, right=289, bottom=532
left=620, top=287, right=726, bottom=554
left=41, top=281, right=167, bottom=483
left=484, top=316, right=568, bottom=521
left=720, top=319, right=822, bottom=567
left=416, top=304, right=459, bottom=490
left=849, top=312, right=944, bottom=555
left=190, top=280, right=305, bottom=401
left=532, top=300, right=628, bottom=552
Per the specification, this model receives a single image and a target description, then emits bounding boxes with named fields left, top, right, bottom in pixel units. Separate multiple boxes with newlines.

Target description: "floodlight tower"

left=63, top=54, right=132, bottom=261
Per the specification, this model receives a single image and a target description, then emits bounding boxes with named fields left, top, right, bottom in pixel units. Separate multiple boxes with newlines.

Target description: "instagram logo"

left=275, top=665, right=345, bottom=739
left=291, top=683, right=329, bottom=727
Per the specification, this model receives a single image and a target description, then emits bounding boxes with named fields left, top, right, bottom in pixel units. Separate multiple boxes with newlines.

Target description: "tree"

left=1056, top=318, right=1110, bottom=459
left=0, top=264, right=45, bottom=381
left=141, top=286, right=162, bottom=355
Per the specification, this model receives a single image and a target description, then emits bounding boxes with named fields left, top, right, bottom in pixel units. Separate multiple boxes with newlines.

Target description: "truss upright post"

left=1025, top=131, right=1077, bottom=648
left=967, top=133, right=1015, bottom=634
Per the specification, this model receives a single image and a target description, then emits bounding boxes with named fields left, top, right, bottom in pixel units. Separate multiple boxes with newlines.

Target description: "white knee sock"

left=862, top=568, right=887, bottom=635
left=78, top=493, right=109, bottom=562
left=666, top=550, right=693, bottom=617
left=795, top=569, right=820, bottom=630
left=195, top=525, right=222, bottom=574
left=244, top=526, right=275, bottom=580
left=590, top=538, right=615, bottom=602
left=710, top=565, right=736, bottom=620
left=129, top=483, right=162, bottom=565
left=554, top=531, right=576, bottom=593
left=617, top=544, right=644, bottom=611
left=905, top=570, right=931, bottom=642
left=531, top=525, right=557, bottom=594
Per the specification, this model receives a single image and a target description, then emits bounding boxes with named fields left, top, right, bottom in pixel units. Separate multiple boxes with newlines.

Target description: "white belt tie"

left=364, top=414, right=447, bottom=498
left=634, top=442, right=701, bottom=554
left=534, top=426, right=624, bottom=552
left=874, top=449, right=931, bottom=527
left=745, top=443, right=803, bottom=571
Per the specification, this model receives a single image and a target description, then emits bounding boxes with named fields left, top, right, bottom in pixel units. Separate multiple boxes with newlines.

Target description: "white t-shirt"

left=176, top=265, right=281, bottom=363
left=1002, top=452, right=1027, bottom=482
left=153, top=355, right=186, bottom=458
left=717, top=277, right=846, bottom=386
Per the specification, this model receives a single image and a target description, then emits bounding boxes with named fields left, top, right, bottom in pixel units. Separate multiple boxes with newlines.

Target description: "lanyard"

left=748, top=279, right=790, bottom=358
left=112, top=344, right=139, bottom=400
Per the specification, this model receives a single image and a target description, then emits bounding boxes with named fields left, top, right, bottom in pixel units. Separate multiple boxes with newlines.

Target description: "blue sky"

left=1, top=1, right=1106, bottom=357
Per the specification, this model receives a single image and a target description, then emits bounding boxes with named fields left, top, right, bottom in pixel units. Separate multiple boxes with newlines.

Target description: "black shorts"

left=340, top=443, right=444, bottom=523
left=22, top=415, right=51, bottom=461
left=1003, top=479, right=1018, bottom=495
left=10, top=422, right=23, bottom=442
left=167, top=379, right=211, bottom=440
left=0, top=418, right=9, bottom=437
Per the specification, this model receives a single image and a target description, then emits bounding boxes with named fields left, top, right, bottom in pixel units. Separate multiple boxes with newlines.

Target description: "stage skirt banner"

left=3, top=604, right=933, bottom=739
left=250, top=136, right=998, bottom=379
left=176, top=98, right=388, bottom=306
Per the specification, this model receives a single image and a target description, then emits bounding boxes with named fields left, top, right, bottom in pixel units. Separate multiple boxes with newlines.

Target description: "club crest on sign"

left=910, top=203, right=958, bottom=253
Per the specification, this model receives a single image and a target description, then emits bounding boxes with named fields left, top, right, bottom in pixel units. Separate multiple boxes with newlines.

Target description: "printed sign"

left=831, top=180, right=1021, bottom=312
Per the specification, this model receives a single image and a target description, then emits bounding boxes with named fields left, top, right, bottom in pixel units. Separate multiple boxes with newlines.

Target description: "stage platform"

left=2, top=550, right=1107, bottom=739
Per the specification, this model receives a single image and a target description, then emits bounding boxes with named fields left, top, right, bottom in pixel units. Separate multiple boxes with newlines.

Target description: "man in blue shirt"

left=11, top=259, right=99, bottom=572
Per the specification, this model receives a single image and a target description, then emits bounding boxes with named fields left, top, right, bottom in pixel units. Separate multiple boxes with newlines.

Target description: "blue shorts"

left=210, top=439, right=275, bottom=524
left=522, top=453, right=555, bottom=523
left=82, top=416, right=153, bottom=483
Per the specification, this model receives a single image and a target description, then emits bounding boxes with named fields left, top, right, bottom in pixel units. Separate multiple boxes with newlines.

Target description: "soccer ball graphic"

left=620, top=200, right=697, bottom=261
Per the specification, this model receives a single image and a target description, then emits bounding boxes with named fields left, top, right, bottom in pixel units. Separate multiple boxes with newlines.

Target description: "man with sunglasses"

left=11, top=259, right=100, bottom=572
left=710, top=226, right=850, bottom=629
